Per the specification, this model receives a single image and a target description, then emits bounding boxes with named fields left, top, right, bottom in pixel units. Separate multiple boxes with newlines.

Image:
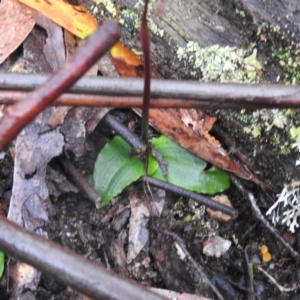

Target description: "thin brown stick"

left=256, top=265, right=300, bottom=292
left=146, top=176, right=237, bottom=217
left=57, top=154, right=102, bottom=207
left=1, top=74, right=300, bottom=108
left=0, top=90, right=216, bottom=108
left=164, top=230, right=224, bottom=300
left=0, top=20, right=120, bottom=151
left=243, top=246, right=255, bottom=300
left=2, top=89, right=300, bottom=109
left=0, top=216, right=165, bottom=300
left=231, top=175, right=299, bottom=259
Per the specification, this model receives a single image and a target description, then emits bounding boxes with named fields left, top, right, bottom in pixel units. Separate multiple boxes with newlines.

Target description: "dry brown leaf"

left=7, top=27, right=62, bottom=296
left=148, top=108, right=254, bottom=180
left=207, top=194, right=235, bottom=222
left=0, top=0, right=35, bottom=64
left=127, top=195, right=150, bottom=264
left=22, top=26, right=53, bottom=73
left=35, top=13, right=66, bottom=71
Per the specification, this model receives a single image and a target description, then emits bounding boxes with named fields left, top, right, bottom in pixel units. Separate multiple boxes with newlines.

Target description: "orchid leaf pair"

left=93, top=135, right=230, bottom=207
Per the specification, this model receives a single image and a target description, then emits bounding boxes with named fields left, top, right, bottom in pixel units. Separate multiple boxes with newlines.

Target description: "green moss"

left=235, top=110, right=250, bottom=123
left=243, top=124, right=261, bottom=139
left=235, top=9, right=246, bottom=18
left=274, top=48, right=300, bottom=84
left=93, top=0, right=164, bottom=36
left=280, top=142, right=292, bottom=155
left=121, top=2, right=164, bottom=37
left=290, top=126, right=300, bottom=141
left=93, top=0, right=125, bottom=24
left=271, top=132, right=280, bottom=147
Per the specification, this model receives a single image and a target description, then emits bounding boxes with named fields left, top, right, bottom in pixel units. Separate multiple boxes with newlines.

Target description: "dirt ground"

left=1, top=0, right=300, bottom=299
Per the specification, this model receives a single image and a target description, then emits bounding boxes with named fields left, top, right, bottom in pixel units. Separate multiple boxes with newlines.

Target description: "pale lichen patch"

left=266, top=181, right=300, bottom=233
left=177, top=42, right=262, bottom=83
left=121, top=2, right=164, bottom=37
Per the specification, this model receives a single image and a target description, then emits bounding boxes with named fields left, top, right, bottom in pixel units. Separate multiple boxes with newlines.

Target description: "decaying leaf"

left=127, top=190, right=165, bottom=264
left=35, top=13, right=66, bottom=71
left=8, top=260, right=41, bottom=297
left=8, top=121, right=64, bottom=226
left=21, top=26, right=53, bottom=73
left=4, top=24, right=64, bottom=296
left=207, top=194, right=235, bottom=222
left=19, top=0, right=98, bottom=39
left=0, top=0, right=35, bottom=64
left=148, top=108, right=254, bottom=180
left=127, top=195, right=150, bottom=264
left=19, top=0, right=141, bottom=69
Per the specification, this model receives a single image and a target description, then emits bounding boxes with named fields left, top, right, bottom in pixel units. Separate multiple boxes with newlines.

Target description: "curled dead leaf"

left=207, top=194, right=236, bottom=222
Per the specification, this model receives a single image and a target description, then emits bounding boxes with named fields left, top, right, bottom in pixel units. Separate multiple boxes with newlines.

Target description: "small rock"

left=203, top=235, right=231, bottom=258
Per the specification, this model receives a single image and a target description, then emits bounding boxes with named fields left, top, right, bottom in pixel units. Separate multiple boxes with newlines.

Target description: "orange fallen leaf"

left=19, top=0, right=98, bottom=39
left=18, top=0, right=142, bottom=67
left=111, top=41, right=142, bottom=66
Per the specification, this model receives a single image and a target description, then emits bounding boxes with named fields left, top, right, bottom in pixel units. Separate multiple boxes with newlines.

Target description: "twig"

left=230, top=175, right=299, bottom=259
left=243, top=246, right=255, bottom=300
left=0, top=21, right=120, bottom=151
left=146, top=176, right=237, bottom=217
left=102, top=113, right=146, bottom=152
left=256, top=265, right=300, bottom=293
left=0, top=90, right=246, bottom=109
left=212, top=124, right=274, bottom=197
left=1, top=74, right=300, bottom=108
left=57, top=154, right=102, bottom=207
left=0, top=216, right=165, bottom=300
left=164, top=230, right=224, bottom=300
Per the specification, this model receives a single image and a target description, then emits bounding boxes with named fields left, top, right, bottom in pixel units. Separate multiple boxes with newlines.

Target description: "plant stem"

left=140, top=0, right=151, bottom=143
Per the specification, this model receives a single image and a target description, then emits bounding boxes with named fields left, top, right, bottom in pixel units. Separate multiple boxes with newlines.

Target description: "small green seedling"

left=93, top=135, right=230, bottom=207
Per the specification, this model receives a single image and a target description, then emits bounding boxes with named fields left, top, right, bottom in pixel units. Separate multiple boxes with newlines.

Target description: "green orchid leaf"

left=93, top=136, right=144, bottom=207
left=0, top=251, right=4, bottom=278
left=148, top=154, right=159, bottom=175
left=151, top=135, right=230, bottom=194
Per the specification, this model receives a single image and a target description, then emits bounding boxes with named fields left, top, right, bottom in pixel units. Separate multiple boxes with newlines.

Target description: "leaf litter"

left=0, top=6, right=119, bottom=297
left=1, top=0, right=300, bottom=298
left=0, top=0, right=35, bottom=64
